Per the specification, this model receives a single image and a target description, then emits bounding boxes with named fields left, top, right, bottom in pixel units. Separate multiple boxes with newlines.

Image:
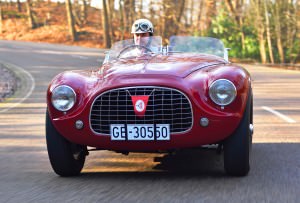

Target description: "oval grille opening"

left=90, top=87, right=193, bottom=134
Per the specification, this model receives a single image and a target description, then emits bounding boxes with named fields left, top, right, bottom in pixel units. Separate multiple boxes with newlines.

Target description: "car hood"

left=102, top=53, right=226, bottom=79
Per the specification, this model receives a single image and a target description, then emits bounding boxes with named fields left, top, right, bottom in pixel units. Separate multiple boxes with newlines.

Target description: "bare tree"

left=225, top=0, right=246, bottom=53
left=80, top=0, right=87, bottom=24
left=118, top=0, right=125, bottom=40
left=162, top=0, right=185, bottom=41
left=102, top=0, right=111, bottom=48
left=264, top=0, right=274, bottom=63
left=0, top=3, right=3, bottom=34
left=273, top=1, right=284, bottom=63
left=106, top=0, right=114, bottom=43
left=138, top=0, right=143, bottom=19
left=196, top=0, right=204, bottom=35
left=65, top=0, right=77, bottom=41
left=16, top=0, right=21, bottom=12
left=251, top=0, right=267, bottom=63
left=26, top=0, right=36, bottom=29
left=205, top=0, right=216, bottom=31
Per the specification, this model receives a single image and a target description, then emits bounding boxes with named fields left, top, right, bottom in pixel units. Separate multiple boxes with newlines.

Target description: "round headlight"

left=51, top=85, right=76, bottom=111
left=209, top=79, right=236, bottom=106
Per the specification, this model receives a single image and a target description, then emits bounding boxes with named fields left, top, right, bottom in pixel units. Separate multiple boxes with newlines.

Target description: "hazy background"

left=0, top=0, right=299, bottom=64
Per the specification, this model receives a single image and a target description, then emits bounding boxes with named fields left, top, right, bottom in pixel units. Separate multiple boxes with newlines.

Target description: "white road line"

left=71, top=55, right=89, bottom=59
left=261, top=106, right=296, bottom=123
left=0, top=63, right=35, bottom=113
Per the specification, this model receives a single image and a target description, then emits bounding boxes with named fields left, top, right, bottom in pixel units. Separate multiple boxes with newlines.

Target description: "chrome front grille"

left=90, top=86, right=193, bottom=134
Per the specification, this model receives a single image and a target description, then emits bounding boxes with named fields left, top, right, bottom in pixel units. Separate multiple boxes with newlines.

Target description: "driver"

left=131, top=19, right=154, bottom=47
left=119, top=19, right=155, bottom=58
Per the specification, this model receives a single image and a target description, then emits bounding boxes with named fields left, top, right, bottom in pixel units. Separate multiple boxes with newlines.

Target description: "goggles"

left=134, top=23, right=153, bottom=33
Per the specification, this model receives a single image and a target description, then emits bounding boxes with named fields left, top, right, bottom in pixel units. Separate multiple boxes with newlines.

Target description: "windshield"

left=103, top=36, right=162, bottom=63
left=169, top=36, right=226, bottom=57
left=103, top=36, right=228, bottom=64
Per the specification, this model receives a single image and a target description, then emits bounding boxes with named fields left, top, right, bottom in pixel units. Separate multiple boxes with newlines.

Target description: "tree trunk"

left=16, top=0, right=21, bottom=12
left=286, top=0, right=297, bottom=63
left=106, top=0, right=114, bottom=44
left=80, top=0, right=87, bottom=25
left=252, top=0, right=267, bottom=63
left=119, top=0, right=125, bottom=40
left=102, top=0, right=111, bottom=48
left=130, top=0, right=135, bottom=24
left=163, top=0, right=185, bottom=41
left=264, top=0, right=274, bottom=63
left=123, top=0, right=130, bottom=31
left=108, top=0, right=114, bottom=20
left=225, top=0, right=246, bottom=53
left=65, top=0, right=77, bottom=41
left=26, top=0, right=36, bottom=29
left=196, top=0, right=204, bottom=35
left=274, top=1, right=284, bottom=63
left=296, top=0, right=300, bottom=62
left=0, top=4, right=2, bottom=34
left=139, top=0, right=143, bottom=19
left=258, top=28, right=267, bottom=64
left=189, top=0, right=194, bottom=26
left=149, top=0, right=155, bottom=27
left=205, top=0, right=216, bottom=31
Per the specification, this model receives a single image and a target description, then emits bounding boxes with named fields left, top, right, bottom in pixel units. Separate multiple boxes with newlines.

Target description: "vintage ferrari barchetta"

left=46, top=36, right=253, bottom=177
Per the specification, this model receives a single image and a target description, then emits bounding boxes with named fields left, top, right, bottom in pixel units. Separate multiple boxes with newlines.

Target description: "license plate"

left=110, top=124, right=170, bottom=141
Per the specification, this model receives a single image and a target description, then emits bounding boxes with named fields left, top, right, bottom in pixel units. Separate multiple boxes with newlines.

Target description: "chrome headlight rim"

left=209, top=79, right=237, bottom=106
left=51, top=85, right=76, bottom=112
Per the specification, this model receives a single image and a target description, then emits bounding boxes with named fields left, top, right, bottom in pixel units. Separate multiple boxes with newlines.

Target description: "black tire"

left=46, top=110, right=86, bottom=177
left=224, top=88, right=253, bottom=176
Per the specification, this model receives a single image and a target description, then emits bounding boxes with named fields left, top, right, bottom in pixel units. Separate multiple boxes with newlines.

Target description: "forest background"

left=0, top=0, right=299, bottom=64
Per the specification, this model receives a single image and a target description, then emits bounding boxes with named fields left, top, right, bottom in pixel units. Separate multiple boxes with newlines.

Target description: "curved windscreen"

left=103, top=36, right=162, bottom=63
left=103, top=36, right=228, bottom=64
left=169, top=36, right=225, bottom=57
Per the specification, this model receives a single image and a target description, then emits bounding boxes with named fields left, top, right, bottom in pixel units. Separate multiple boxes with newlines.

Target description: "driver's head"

left=131, top=19, right=154, bottom=46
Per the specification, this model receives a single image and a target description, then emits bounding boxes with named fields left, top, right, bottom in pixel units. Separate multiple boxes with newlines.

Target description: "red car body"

left=46, top=36, right=253, bottom=176
left=48, top=54, right=250, bottom=150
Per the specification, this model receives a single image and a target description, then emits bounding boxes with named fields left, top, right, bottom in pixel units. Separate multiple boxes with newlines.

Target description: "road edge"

left=0, top=61, right=35, bottom=113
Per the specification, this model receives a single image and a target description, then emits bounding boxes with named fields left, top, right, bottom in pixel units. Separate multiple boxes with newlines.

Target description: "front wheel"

left=46, top=110, right=87, bottom=176
left=223, top=88, right=253, bottom=176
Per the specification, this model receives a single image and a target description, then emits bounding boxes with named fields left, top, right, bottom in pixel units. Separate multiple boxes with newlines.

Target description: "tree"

left=251, top=0, right=267, bottom=63
left=118, top=0, right=125, bottom=40
left=106, top=0, right=114, bottom=43
left=0, top=2, right=2, bottom=34
left=224, top=0, right=246, bottom=54
left=80, top=0, right=87, bottom=25
left=65, top=0, right=77, bottom=41
left=138, top=0, right=143, bottom=19
left=26, top=0, right=36, bottom=29
left=16, top=0, right=21, bottom=12
left=196, top=0, right=205, bottom=35
left=162, top=0, right=185, bottom=42
left=102, top=0, right=111, bottom=48
left=264, top=0, right=274, bottom=63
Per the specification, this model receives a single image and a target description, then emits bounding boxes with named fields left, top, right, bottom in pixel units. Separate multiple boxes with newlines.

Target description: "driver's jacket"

left=120, top=46, right=160, bottom=58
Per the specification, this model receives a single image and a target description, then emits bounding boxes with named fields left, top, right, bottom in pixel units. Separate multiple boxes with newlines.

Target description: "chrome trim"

left=89, top=86, right=193, bottom=136
left=51, top=85, right=76, bottom=112
left=208, top=79, right=237, bottom=106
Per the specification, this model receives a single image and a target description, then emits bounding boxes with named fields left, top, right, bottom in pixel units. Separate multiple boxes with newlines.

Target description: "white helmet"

left=131, top=19, right=154, bottom=34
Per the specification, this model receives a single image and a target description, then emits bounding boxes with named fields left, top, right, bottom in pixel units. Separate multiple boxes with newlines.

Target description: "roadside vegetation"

left=0, top=0, right=299, bottom=64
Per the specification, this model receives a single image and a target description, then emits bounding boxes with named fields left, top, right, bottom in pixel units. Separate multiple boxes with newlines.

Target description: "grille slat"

left=90, top=86, right=193, bottom=135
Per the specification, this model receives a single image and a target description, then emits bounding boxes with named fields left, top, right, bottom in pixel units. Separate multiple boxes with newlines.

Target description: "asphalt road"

left=0, top=40, right=299, bottom=202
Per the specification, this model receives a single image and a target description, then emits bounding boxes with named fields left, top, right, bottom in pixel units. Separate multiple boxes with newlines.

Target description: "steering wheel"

left=117, top=44, right=153, bottom=58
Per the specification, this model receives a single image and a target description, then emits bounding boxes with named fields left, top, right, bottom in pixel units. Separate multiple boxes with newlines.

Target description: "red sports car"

left=46, top=36, right=253, bottom=177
